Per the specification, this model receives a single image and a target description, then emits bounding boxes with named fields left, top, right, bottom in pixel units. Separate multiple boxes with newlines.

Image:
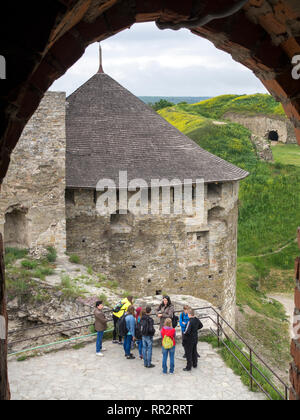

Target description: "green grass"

left=46, top=246, right=57, bottom=263
left=271, top=144, right=300, bottom=167
left=238, top=164, right=300, bottom=257
left=4, top=247, right=28, bottom=265
left=69, top=255, right=81, bottom=264
left=158, top=107, right=208, bottom=134
left=200, top=335, right=284, bottom=400
left=242, top=313, right=291, bottom=368
left=32, top=267, right=54, bottom=280
left=179, top=94, right=285, bottom=120
left=161, top=109, right=300, bottom=258
left=159, top=103, right=300, bottom=260
left=57, top=275, right=87, bottom=300
left=236, top=261, right=288, bottom=321
left=5, top=248, right=56, bottom=302
left=21, top=259, right=39, bottom=270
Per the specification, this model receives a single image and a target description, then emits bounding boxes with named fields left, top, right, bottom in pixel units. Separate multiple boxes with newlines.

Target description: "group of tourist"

left=94, top=295, right=203, bottom=373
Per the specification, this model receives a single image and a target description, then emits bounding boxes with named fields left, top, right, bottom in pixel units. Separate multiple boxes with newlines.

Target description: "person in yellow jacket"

left=112, top=296, right=134, bottom=344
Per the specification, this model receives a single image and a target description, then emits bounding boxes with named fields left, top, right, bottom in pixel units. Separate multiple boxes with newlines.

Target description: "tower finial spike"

left=98, top=43, right=104, bottom=74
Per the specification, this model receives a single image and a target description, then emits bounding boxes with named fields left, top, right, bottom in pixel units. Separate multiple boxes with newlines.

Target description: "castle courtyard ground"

left=8, top=340, right=265, bottom=400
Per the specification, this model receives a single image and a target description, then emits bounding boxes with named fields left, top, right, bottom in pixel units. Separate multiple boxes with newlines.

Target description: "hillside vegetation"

left=165, top=93, right=286, bottom=120
left=158, top=96, right=300, bottom=375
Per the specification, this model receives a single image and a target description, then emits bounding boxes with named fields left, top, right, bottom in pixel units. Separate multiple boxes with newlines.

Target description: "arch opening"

left=4, top=208, right=29, bottom=249
left=268, top=130, right=279, bottom=142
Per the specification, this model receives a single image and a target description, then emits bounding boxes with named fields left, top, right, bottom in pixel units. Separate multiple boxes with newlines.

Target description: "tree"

left=151, top=99, right=175, bottom=111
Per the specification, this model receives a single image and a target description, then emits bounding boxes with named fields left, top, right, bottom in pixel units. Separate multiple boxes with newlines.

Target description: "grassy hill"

left=158, top=104, right=300, bottom=259
left=158, top=99, right=300, bottom=374
left=167, top=93, right=286, bottom=120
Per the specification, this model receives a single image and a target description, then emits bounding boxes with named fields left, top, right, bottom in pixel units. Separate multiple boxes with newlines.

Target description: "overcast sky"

left=50, top=22, right=267, bottom=97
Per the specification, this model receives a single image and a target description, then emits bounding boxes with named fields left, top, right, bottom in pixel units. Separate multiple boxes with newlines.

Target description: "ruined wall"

left=66, top=181, right=239, bottom=326
left=224, top=112, right=297, bottom=145
left=0, top=92, right=66, bottom=255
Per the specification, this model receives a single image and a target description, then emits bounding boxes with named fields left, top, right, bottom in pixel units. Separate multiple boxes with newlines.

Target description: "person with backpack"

left=161, top=318, right=176, bottom=374
left=182, top=308, right=203, bottom=372
left=179, top=305, right=190, bottom=358
left=135, top=307, right=144, bottom=359
left=94, top=300, right=108, bottom=357
left=112, top=296, right=134, bottom=344
left=157, top=296, right=175, bottom=330
left=120, top=305, right=136, bottom=359
left=141, top=306, right=155, bottom=368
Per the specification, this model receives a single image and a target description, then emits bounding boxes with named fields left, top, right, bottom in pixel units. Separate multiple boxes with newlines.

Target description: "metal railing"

left=8, top=305, right=290, bottom=400
left=196, top=307, right=289, bottom=401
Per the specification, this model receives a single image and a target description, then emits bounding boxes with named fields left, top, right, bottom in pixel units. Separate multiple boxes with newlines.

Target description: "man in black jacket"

left=182, top=308, right=203, bottom=371
left=141, top=306, right=156, bottom=368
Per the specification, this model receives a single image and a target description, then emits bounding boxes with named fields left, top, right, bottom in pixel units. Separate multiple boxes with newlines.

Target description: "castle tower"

left=65, top=45, right=248, bottom=325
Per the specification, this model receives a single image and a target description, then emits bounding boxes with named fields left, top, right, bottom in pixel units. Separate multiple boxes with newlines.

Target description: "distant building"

left=0, top=47, right=249, bottom=325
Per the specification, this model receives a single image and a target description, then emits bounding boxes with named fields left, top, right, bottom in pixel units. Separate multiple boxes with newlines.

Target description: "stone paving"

left=8, top=340, right=265, bottom=400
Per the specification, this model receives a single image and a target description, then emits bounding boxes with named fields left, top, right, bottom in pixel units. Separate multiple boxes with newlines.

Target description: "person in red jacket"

left=161, top=318, right=176, bottom=374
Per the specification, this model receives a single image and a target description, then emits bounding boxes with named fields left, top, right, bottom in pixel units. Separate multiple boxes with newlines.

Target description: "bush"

left=46, top=246, right=57, bottom=263
left=69, top=255, right=81, bottom=264
left=32, top=267, right=54, bottom=280
left=21, top=259, right=38, bottom=270
left=151, top=99, right=175, bottom=111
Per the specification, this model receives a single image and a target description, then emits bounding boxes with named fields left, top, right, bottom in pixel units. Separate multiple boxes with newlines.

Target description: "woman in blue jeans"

left=161, top=318, right=176, bottom=374
left=123, top=305, right=136, bottom=359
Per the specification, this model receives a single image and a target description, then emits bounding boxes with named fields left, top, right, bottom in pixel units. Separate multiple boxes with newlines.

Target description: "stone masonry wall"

left=0, top=92, right=66, bottom=255
left=66, top=181, right=240, bottom=326
left=224, top=112, right=297, bottom=145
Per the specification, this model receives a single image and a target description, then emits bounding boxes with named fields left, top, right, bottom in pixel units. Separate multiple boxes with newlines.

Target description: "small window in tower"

left=196, top=232, right=203, bottom=241
left=65, top=190, right=75, bottom=204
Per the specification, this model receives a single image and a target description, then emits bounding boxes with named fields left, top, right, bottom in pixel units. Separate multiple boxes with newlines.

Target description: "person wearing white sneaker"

left=94, top=300, right=108, bottom=356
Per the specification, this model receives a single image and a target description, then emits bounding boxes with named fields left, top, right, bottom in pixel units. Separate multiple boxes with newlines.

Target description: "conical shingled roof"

left=66, top=73, right=249, bottom=189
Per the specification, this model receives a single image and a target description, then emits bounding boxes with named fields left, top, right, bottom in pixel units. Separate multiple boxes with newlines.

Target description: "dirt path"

left=254, top=239, right=296, bottom=258
left=268, top=293, right=295, bottom=338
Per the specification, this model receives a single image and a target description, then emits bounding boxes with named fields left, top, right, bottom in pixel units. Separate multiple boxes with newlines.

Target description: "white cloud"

left=50, top=22, right=267, bottom=97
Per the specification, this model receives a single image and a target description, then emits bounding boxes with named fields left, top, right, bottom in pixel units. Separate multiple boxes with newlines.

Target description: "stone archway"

left=1, top=0, right=300, bottom=401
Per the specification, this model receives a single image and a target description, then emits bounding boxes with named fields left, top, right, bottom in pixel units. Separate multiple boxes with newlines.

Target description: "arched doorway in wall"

left=4, top=208, right=29, bottom=249
left=268, top=130, right=279, bottom=142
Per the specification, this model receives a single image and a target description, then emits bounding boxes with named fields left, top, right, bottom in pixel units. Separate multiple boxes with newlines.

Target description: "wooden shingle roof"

left=66, top=73, right=249, bottom=189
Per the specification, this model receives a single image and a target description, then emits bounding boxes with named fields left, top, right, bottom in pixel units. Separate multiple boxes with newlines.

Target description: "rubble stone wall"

left=0, top=92, right=66, bottom=256
left=224, top=112, right=297, bottom=144
left=66, top=182, right=240, bottom=326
